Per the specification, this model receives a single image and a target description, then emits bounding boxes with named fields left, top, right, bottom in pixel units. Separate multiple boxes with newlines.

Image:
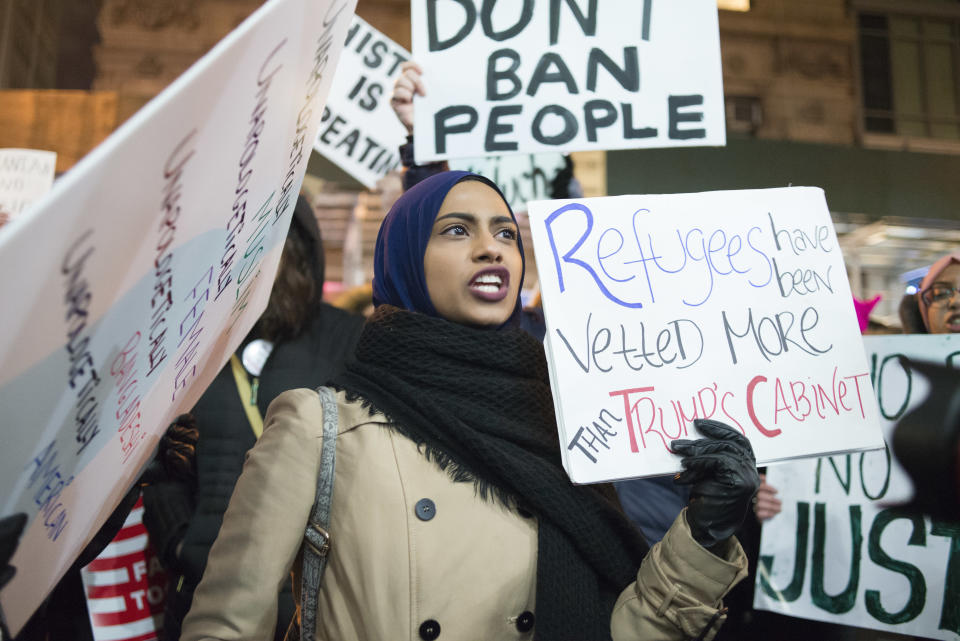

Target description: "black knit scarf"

left=331, top=306, right=649, bottom=641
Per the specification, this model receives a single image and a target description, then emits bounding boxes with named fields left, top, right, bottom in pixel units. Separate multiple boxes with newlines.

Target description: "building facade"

left=609, top=0, right=960, bottom=323
left=2, top=0, right=957, bottom=319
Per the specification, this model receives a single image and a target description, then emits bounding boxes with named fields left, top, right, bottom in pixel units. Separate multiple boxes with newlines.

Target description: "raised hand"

left=390, top=61, right=426, bottom=135
left=754, top=473, right=782, bottom=521
left=671, top=419, right=760, bottom=550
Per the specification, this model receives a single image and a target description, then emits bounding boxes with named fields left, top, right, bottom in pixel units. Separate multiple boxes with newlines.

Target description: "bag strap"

left=299, top=386, right=339, bottom=641
left=229, top=354, right=264, bottom=439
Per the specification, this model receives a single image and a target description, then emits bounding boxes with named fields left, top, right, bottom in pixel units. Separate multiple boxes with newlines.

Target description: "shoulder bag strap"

left=299, top=386, right=339, bottom=641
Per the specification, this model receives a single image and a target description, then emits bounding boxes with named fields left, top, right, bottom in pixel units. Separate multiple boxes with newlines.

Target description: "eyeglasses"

left=920, top=283, right=960, bottom=306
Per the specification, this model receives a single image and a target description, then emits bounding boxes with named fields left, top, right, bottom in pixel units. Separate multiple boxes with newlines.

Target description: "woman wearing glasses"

left=917, top=252, right=960, bottom=334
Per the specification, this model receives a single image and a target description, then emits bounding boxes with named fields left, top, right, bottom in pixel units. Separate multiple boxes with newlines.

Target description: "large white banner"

left=411, top=0, right=725, bottom=163
left=527, top=188, right=884, bottom=483
left=313, top=16, right=409, bottom=188
left=755, top=334, right=960, bottom=640
left=0, top=0, right=356, bottom=633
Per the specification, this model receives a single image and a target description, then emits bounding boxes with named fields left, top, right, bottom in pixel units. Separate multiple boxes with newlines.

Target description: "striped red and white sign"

left=80, top=497, right=167, bottom=641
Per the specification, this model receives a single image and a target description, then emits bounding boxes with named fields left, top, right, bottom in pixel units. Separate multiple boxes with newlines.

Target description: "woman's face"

left=423, top=180, right=522, bottom=327
left=925, top=263, right=960, bottom=334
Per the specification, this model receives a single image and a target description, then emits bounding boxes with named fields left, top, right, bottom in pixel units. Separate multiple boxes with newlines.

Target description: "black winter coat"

left=145, top=303, right=364, bottom=641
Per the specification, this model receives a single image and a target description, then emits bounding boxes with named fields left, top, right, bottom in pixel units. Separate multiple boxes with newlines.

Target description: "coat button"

left=516, top=611, right=535, bottom=633
left=415, top=498, right=436, bottom=521
left=419, top=619, right=441, bottom=640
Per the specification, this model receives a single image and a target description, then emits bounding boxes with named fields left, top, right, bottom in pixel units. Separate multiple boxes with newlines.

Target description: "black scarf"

left=331, top=306, right=649, bottom=641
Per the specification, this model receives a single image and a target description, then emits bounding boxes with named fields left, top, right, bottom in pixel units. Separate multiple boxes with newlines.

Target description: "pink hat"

left=853, top=294, right=881, bottom=334
left=918, top=252, right=960, bottom=332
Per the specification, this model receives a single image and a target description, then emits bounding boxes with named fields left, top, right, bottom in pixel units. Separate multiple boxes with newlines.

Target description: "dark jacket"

left=143, top=196, right=365, bottom=641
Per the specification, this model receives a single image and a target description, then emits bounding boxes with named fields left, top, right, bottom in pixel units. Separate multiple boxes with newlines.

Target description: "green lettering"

left=811, top=503, right=862, bottom=614
left=859, top=445, right=891, bottom=501
left=815, top=455, right=851, bottom=495
left=865, top=509, right=926, bottom=624
left=759, top=501, right=809, bottom=602
left=931, top=520, right=960, bottom=635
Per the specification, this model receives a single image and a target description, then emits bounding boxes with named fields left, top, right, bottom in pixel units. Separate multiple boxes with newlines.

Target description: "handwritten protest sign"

left=0, top=148, right=56, bottom=224
left=754, top=334, right=960, bottom=640
left=312, top=15, right=569, bottom=208
left=0, top=0, right=356, bottom=633
left=80, top=498, right=167, bottom=641
left=411, top=0, right=725, bottom=163
left=527, top=187, right=884, bottom=483
left=313, top=16, right=409, bottom=188
left=449, top=152, right=566, bottom=212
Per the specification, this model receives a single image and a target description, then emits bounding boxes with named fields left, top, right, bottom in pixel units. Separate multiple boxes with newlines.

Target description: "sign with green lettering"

left=755, top=333, right=960, bottom=639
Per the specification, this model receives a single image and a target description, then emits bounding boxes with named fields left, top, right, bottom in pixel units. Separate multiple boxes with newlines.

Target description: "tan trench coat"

left=182, top=389, right=747, bottom=641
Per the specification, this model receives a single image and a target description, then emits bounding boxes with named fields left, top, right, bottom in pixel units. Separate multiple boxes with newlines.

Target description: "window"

left=725, top=95, right=763, bottom=134
left=0, top=0, right=60, bottom=89
left=859, top=9, right=960, bottom=139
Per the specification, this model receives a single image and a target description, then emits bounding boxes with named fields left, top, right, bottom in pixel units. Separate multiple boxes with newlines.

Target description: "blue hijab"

left=372, top=170, right=526, bottom=327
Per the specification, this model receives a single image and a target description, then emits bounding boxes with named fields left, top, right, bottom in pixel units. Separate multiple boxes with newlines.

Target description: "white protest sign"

left=0, top=149, right=56, bottom=223
left=0, top=0, right=356, bottom=633
left=411, top=0, right=725, bottom=163
left=527, top=188, right=884, bottom=484
left=314, top=16, right=409, bottom=188
left=449, top=152, right=567, bottom=212
left=754, top=334, right=960, bottom=640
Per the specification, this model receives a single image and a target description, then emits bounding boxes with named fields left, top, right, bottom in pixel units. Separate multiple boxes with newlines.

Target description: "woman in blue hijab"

left=183, top=171, right=756, bottom=641
left=370, top=170, right=525, bottom=327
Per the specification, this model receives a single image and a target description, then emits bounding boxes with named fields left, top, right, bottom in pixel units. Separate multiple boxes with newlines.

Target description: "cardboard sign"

left=81, top=498, right=167, bottom=641
left=449, top=152, right=566, bottom=212
left=0, top=148, right=56, bottom=223
left=314, top=16, right=409, bottom=188
left=754, top=334, right=960, bottom=640
left=0, top=0, right=356, bottom=633
left=526, top=187, right=884, bottom=483
left=411, top=0, right=725, bottom=162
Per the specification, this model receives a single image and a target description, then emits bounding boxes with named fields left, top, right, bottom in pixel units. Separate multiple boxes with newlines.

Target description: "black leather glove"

left=160, top=414, right=198, bottom=483
left=671, top=419, right=760, bottom=550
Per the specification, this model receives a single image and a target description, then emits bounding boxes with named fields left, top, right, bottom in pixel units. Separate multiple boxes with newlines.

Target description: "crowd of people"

left=6, top=58, right=960, bottom=641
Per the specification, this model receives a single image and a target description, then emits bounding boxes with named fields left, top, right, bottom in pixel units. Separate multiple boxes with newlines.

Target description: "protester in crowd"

left=391, top=63, right=551, bottom=343
left=141, top=195, right=364, bottom=641
left=917, top=251, right=960, bottom=335
left=399, top=55, right=779, bottom=634
left=180, top=171, right=758, bottom=641
left=899, top=292, right=927, bottom=334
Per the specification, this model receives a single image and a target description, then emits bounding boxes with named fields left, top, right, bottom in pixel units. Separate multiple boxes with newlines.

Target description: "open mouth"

left=946, top=313, right=960, bottom=331
left=468, top=267, right=510, bottom=302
